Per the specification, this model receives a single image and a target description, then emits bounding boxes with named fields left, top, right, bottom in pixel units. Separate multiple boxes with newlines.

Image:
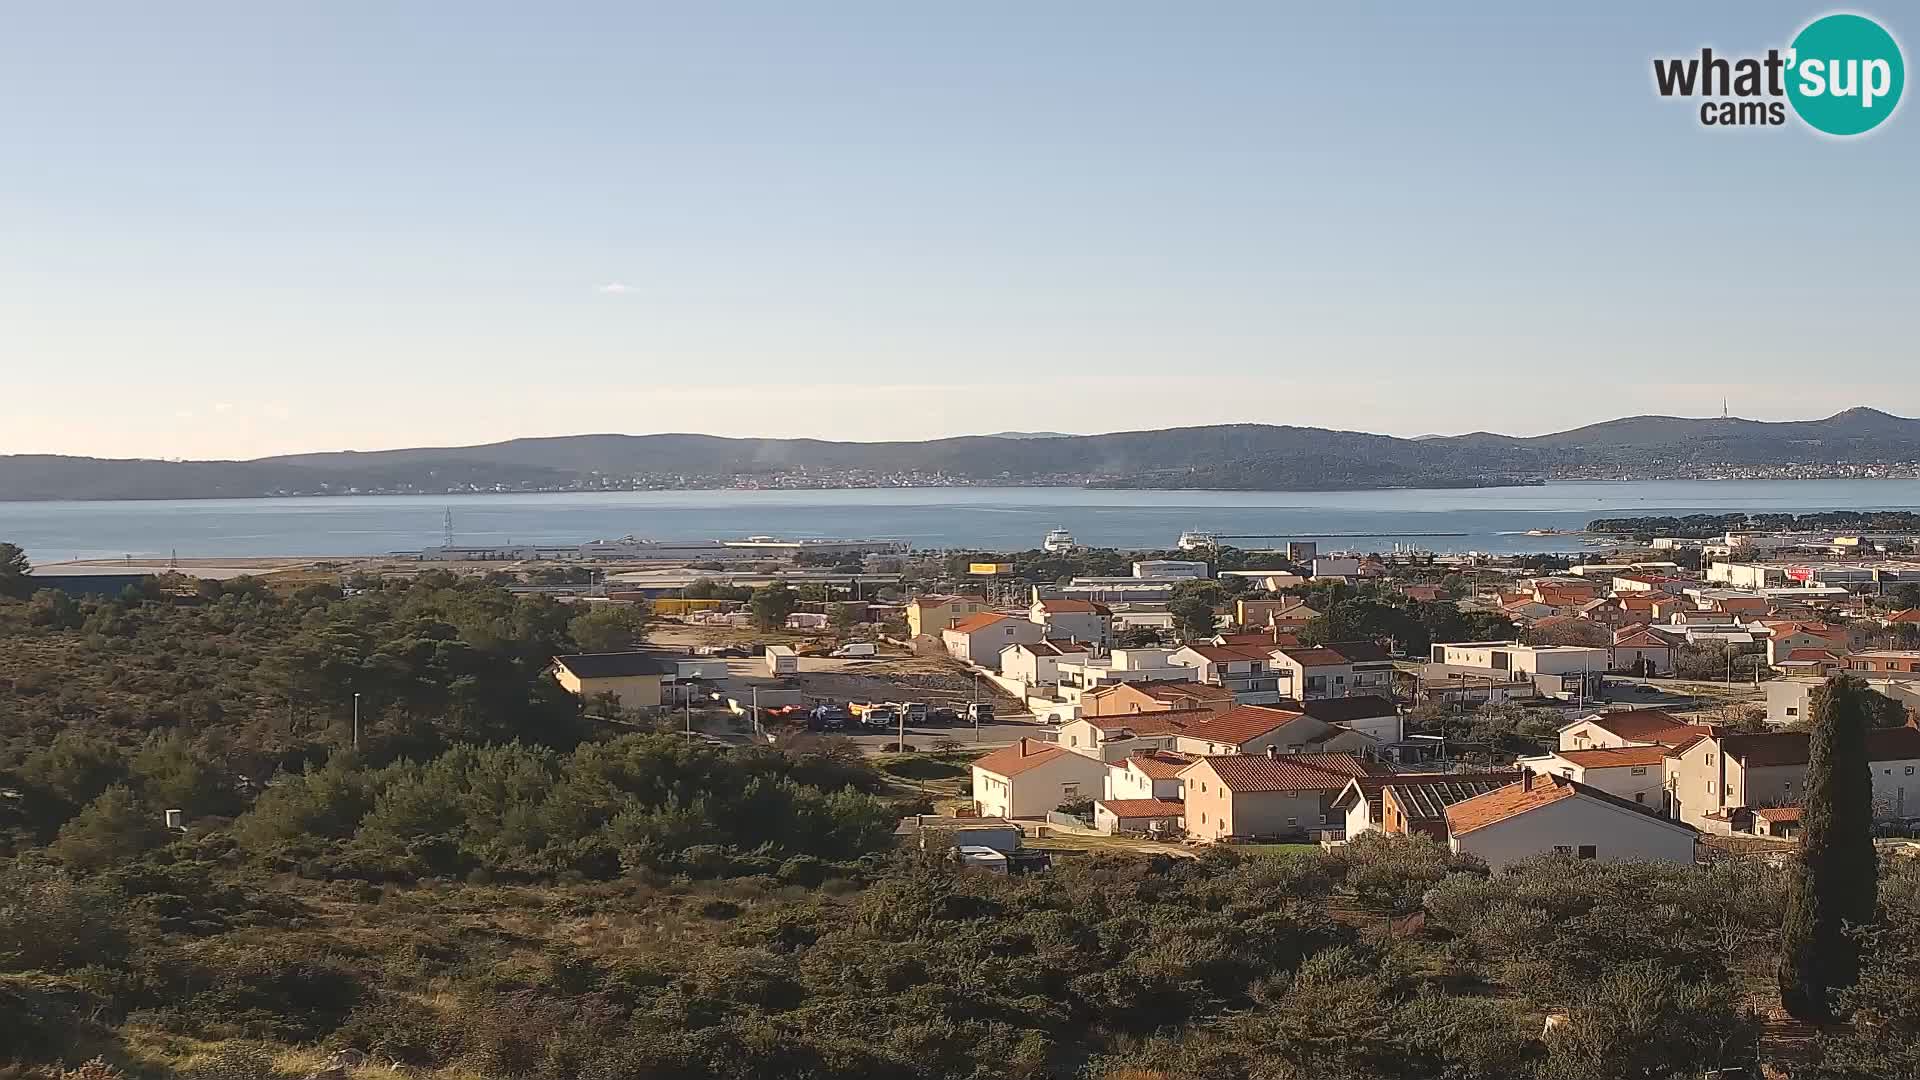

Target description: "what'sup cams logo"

left=1654, top=12, right=1904, bottom=135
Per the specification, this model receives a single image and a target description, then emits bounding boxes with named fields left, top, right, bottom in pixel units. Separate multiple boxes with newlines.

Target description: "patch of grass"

left=1234, top=843, right=1322, bottom=857
left=875, top=754, right=966, bottom=781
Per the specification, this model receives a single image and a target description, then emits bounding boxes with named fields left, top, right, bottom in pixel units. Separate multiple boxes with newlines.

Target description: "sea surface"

left=9, top=479, right=1920, bottom=563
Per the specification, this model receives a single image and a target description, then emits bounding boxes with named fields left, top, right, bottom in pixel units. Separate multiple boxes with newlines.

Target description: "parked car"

left=808, top=704, right=851, bottom=731
left=830, top=642, right=878, bottom=658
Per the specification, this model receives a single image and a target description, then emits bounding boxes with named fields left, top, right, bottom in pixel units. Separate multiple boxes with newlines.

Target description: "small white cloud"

left=597, top=282, right=636, bottom=295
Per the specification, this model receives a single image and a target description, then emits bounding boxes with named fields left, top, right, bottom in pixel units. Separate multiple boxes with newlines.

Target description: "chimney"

left=1266, top=744, right=1279, bottom=759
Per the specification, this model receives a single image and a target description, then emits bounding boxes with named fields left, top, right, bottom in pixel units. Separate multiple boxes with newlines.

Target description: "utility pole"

left=352, top=693, right=361, bottom=751
left=972, top=671, right=981, bottom=743
left=752, top=686, right=760, bottom=741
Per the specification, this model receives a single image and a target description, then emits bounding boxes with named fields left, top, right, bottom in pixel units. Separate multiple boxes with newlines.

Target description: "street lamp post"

left=352, top=692, right=361, bottom=751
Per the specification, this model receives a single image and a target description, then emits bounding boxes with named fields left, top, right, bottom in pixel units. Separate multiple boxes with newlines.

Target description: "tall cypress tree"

left=1778, top=673, right=1879, bottom=1021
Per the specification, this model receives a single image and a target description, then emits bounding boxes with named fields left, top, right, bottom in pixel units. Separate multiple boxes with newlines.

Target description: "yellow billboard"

left=969, top=562, right=1014, bottom=575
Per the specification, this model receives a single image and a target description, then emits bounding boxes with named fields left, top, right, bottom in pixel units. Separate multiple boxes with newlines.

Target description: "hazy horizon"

left=5, top=2, right=1914, bottom=459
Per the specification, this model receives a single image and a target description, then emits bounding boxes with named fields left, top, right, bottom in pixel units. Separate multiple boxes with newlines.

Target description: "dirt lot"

left=718, top=655, right=1013, bottom=711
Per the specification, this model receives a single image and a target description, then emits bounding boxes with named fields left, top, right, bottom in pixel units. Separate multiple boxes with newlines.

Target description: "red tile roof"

left=1443, top=772, right=1684, bottom=836
left=1752, top=805, right=1802, bottom=822
left=1096, top=798, right=1187, bottom=818
left=1183, top=705, right=1308, bottom=746
left=972, top=738, right=1074, bottom=778
left=1888, top=608, right=1920, bottom=624
left=947, top=612, right=1014, bottom=634
left=1572, top=709, right=1706, bottom=747
left=1188, top=752, right=1385, bottom=793
left=1117, top=750, right=1194, bottom=779
left=1082, top=707, right=1217, bottom=735
left=1275, top=646, right=1350, bottom=667
left=1554, top=745, right=1670, bottom=769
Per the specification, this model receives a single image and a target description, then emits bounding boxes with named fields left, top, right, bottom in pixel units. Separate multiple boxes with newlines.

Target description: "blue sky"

left=2, top=2, right=1913, bottom=458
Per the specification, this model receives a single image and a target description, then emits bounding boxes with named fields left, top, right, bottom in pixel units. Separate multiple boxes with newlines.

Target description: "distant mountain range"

left=6, top=408, right=1920, bottom=501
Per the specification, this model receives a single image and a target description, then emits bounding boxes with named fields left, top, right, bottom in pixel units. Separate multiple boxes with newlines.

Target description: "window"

left=1707, top=781, right=1715, bottom=794
left=1786, top=707, right=1798, bottom=716
left=1286, top=817, right=1297, bottom=827
left=1631, top=766, right=1647, bottom=776
left=1552, top=844, right=1573, bottom=855
left=1319, top=814, right=1328, bottom=825
left=1706, top=753, right=1714, bottom=765
left=1069, top=735, right=1078, bottom=746
left=1062, top=783, right=1079, bottom=800
left=1577, top=845, right=1597, bottom=860
left=1635, top=792, right=1646, bottom=804
left=1200, top=812, right=1207, bottom=824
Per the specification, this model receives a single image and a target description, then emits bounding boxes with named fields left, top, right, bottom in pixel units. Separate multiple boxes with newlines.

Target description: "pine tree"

left=1778, top=673, right=1879, bottom=1021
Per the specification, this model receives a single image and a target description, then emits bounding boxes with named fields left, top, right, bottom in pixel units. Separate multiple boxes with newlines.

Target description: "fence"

left=1047, top=811, right=1095, bottom=831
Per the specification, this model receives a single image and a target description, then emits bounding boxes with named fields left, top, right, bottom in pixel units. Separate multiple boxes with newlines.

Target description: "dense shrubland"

left=4, top=564, right=1920, bottom=1078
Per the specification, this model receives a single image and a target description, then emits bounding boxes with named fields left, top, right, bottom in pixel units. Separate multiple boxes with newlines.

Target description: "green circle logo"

left=1786, top=13, right=1904, bottom=135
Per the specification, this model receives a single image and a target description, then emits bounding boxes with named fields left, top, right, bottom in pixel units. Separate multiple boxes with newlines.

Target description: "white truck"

left=830, top=642, right=878, bottom=658
left=765, top=645, right=798, bottom=675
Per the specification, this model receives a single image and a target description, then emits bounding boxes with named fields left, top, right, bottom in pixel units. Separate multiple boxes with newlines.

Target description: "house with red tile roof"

left=1752, top=621, right=1852, bottom=667
left=1178, top=751, right=1387, bottom=843
left=1443, top=772, right=1697, bottom=869
left=1516, top=744, right=1669, bottom=808
left=1093, top=798, right=1187, bottom=836
left=1056, top=707, right=1217, bottom=761
left=1333, top=771, right=1523, bottom=841
left=1664, top=726, right=1920, bottom=831
left=998, top=639, right=1094, bottom=688
left=970, top=738, right=1111, bottom=819
left=1556, top=709, right=1709, bottom=752
left=1172, top=704, right=1376, bottom=758
left=1082, top=680, right=1236, bottom=718
left=941, top=612, right=1044, bottom=667
left=1609, top=624, right=1674, bottom=676
left=1105, top=749, right=1195, bottom=802
left=1029, top=597, right=1115, bottom=648
left=906, top=594, right=990, bottom=638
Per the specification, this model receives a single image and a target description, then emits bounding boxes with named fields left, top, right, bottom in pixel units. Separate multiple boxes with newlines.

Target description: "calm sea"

left=8, top=479, right=1920, bottom=563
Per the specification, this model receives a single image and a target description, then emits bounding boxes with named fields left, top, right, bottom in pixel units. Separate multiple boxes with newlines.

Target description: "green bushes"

left=229, top=734, right=898, bottom=882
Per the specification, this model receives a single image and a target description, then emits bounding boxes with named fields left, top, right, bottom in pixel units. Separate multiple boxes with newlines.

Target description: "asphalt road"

left=828, top=717, right=1048, bottom=751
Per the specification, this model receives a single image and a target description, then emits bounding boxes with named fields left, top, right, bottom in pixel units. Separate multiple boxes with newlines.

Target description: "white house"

left=1030, top=598, right=1115, bottom=648
left=999, top=640, right=1093, bottom=688
left=970, top=738, right=1112, bottom=819
left=1556, top=709, right=1702, bottom=752
left=1169, top=644, right=1284, bottom=704
left=1104, top=750, right=1193, bottom=801
left=1443, top=773, right=1698, bottom=870
left=1515, top=745, right=1668, bottom=810
left=1057, top=709, right=1214, bottom=761
left=942, top=612, right=1044, bottom=668
left=1298, top=696, right=1404, bottom=744
left=1269, top=646, right=1357, bottom=700
left=1171, top=705, right=1376, bottom=759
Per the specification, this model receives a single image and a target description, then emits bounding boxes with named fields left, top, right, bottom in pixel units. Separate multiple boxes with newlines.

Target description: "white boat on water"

left=1177, top=530, right=1217, bottom=551
left=1043, top=528, right=1075, bottom=553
